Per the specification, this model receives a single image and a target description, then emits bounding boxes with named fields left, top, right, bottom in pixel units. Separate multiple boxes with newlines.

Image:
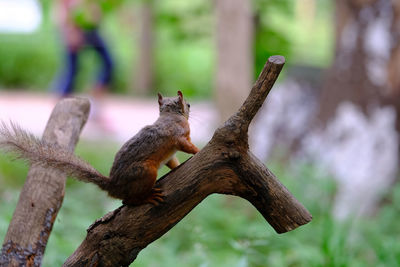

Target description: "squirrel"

left=0, top=91, right=199, bottom=206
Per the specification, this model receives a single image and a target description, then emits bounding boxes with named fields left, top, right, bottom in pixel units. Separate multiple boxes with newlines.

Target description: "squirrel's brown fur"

left=0, top=91, right=199, bottom=206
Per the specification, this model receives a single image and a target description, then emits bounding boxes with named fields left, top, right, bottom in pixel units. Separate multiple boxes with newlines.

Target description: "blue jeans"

left=58, top=29, right=114, bottom=96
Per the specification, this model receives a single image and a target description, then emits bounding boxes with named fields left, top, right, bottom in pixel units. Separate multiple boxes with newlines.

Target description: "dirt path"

left=0, top=91, right=218, bottom=145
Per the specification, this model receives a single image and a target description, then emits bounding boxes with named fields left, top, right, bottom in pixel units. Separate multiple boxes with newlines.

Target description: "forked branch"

left=63, top=56, right=312, bottom=267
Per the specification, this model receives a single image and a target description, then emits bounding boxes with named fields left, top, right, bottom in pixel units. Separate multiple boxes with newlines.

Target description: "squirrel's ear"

left=177, top=90, right=183, bottom=103
left=177, top=90, right=185, bottom=111
left=157, top=93, right=163, bottom=105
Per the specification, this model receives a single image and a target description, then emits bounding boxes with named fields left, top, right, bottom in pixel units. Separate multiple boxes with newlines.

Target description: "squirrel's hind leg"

left=122, top=165, right=164, bottom=206
left=144, top=186, right=164, bottom=205
left=123, top=188, right=164, bottom=206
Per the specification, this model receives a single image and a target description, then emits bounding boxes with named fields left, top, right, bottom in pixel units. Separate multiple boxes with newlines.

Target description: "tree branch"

left=63, top=56, right=312, bottom=267
left=236, top=55, right=285, bottom=131
left=0, top=98, right=90, bottom=266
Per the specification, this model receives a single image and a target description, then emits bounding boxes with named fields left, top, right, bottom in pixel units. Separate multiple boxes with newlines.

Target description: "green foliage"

left=0, top=0, right=331, bottom=98
left=100, top=0, right=125, bottom=13
left=1, top=141, right=400, bottom=266
left=0, top=31, right=59, bottom=90
left=253, top=0, right=292, bottom=76
left=0, top=153, right=30, bottom=189
left=154, top=0, right=213, bottom=42
left=150, top=0, right=214, bottom=98
left=155, top=40, right=214, bottom=99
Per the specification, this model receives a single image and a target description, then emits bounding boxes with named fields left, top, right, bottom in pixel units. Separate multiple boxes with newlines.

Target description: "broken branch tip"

left=269, top=55, right=285, bottom=65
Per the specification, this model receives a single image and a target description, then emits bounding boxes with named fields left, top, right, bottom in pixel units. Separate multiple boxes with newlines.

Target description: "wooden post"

left=0, top=98, right=90, bottom=266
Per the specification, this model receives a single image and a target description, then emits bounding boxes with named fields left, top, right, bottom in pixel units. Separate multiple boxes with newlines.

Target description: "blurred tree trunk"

left=318, top=0, right=396, bottom=123
left=215, top=0, right=253, bottom=122
left=134, top=1, right=154, bottom=95
left=310, top=0, right=400, bottom=218
left=387, top=0, right=400, bottom=128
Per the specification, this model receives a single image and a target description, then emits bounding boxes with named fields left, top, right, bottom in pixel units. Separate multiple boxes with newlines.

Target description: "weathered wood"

left=63, top=56, right=312, bottom=267
left=0, top=98, right=90, bottom=267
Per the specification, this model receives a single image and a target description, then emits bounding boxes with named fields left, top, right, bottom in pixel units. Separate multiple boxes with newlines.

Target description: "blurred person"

left=54, top=0, right=114, bottom=126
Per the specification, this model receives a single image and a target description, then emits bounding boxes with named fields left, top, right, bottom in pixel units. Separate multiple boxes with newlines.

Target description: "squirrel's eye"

left=187, top=103, right=191, bottom=108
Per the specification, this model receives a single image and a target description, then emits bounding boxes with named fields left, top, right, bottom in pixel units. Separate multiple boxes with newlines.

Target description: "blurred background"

left=1, top=0, right=400, bottom=266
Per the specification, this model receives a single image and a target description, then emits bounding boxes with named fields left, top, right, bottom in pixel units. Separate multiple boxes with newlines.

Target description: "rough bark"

left=215, top=0, right=253, bottom=122
left=0, top=98, right=90, bottom=266
left=63, top=56, right=312, bottom=267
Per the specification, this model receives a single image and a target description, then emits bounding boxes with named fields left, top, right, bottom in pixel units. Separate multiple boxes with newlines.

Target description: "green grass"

left=1, top=140, right=400, bottom=266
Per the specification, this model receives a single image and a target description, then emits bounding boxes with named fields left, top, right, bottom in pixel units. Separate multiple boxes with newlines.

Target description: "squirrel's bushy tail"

left=0, top=121, right=109, bottom=190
